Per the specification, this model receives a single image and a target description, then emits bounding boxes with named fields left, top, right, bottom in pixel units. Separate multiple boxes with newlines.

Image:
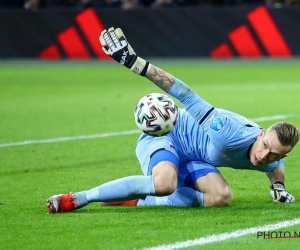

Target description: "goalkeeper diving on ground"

left=47, top=27, right=299, bottom=213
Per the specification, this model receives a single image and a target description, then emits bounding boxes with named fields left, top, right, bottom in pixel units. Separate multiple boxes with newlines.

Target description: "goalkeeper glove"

left=99, top=27, right=150, bottom=76
left=270, top=181, right=295, bottom=203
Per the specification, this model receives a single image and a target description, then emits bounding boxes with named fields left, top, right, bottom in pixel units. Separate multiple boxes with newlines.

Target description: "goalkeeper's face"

left=250, top=129, right=291, bottom=166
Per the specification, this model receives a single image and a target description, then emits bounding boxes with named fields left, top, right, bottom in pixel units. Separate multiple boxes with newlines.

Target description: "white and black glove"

left=99, top=27, right=150, bottom=76
left=270, top=181, right=295, bottom=203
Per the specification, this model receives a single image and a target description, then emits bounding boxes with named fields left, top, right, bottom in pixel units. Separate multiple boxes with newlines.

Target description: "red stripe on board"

left=76, top=8, right=111, bottom=59
left=229, top=25, right=262, bottom=58
left=210, top=43, right=233, bottom=58
left=57, top=27, right=90, bottom=59
left=247, top=6, right=292, bottom=57
left=39, top=44, right=62, bottom=59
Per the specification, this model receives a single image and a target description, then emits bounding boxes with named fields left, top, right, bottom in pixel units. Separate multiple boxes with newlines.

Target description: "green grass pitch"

left=1, top=59, right=300, bottom=250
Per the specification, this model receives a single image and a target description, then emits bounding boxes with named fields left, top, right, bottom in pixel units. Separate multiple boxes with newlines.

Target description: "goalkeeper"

left=47, top=27, right=299, bottom=213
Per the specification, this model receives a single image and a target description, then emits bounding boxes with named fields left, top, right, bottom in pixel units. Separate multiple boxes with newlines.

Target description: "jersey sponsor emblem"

left=210, top=117, right=224, bottom=131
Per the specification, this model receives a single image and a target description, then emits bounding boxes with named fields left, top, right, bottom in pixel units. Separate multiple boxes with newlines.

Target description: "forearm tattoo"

left=266, top=168, right=284, bottom=184
left=145, top=65, right=176, bottom=93
left=266, top=171, right=277, bottom=184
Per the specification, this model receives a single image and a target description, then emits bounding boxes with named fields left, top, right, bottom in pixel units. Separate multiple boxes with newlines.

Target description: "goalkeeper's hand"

left=270, top=181, right=295, bottom=203
left=99, top=27, right=149, bottom=76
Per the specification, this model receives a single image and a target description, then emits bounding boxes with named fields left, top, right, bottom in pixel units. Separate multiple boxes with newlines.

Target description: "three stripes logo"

left=40, top=6, right=292, bottom=59
left=39, top=8, right=111, bottom=60
left=210, top=6, right=292, bottom=58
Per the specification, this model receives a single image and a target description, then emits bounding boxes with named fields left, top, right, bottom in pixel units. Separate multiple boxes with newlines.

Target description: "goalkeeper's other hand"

left=270, top=181, right=295, bottom=203
left=99, top=27, right=149, bottom=76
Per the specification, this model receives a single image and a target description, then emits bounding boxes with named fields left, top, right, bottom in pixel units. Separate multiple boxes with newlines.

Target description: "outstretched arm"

left=99, top=27, right=214, bottom=125
left=145, top=65, right=176, bottom=93
left=99, top=27, right=176, bottom=92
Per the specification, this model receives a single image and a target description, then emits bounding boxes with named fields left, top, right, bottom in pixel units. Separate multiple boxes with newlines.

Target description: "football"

left=134, top=93, right=178, bottom=137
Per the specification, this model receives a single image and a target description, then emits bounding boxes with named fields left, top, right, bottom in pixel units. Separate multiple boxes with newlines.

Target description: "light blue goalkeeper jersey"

left=169, top=108, right=284, bottom=172
left=161, top=78, right=284, bottom=173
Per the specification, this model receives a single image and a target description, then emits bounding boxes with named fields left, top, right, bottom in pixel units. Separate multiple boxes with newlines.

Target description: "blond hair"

left=268, top=122, right=299, bottom=149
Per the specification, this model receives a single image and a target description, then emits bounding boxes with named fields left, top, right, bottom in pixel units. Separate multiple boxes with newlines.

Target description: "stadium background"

left=0, top=3, right=300, bottom=59
left=1, top=2, right=300, bottom=250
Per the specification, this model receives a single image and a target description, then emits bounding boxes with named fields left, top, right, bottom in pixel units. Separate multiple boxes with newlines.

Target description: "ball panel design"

left=134, top=93, right=178, bottom=137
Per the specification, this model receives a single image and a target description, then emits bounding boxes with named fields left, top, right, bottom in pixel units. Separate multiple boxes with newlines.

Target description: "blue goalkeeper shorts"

left=135, top=133, right=220, bottom=189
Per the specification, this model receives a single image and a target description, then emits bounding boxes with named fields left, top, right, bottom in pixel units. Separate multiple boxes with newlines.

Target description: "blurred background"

left=1, top=0, right=300, bottom=10
left=1, top=3, right=300, bottom=249
left=0, top=0, right=299, bottom=59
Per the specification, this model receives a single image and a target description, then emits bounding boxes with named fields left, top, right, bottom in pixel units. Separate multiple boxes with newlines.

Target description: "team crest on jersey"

left=210, top=117, right=224, bottom=131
